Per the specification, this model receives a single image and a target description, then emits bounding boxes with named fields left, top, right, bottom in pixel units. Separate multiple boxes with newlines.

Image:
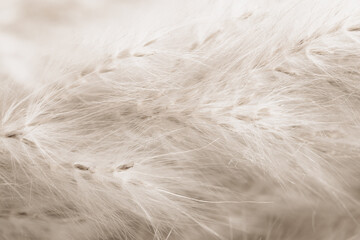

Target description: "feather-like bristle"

left=1, top=0, right=360, bottom=239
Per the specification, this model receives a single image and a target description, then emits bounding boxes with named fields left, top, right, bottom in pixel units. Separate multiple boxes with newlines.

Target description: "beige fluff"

left=1, top=0, right=360, bottom=239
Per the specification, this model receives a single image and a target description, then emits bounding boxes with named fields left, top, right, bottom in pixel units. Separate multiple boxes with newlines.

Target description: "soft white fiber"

left=1, top=0, right=360, bottom=239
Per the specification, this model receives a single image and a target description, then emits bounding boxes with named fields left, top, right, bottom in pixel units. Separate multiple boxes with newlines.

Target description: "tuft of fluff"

left=1, top=0, right=360, bottom=239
